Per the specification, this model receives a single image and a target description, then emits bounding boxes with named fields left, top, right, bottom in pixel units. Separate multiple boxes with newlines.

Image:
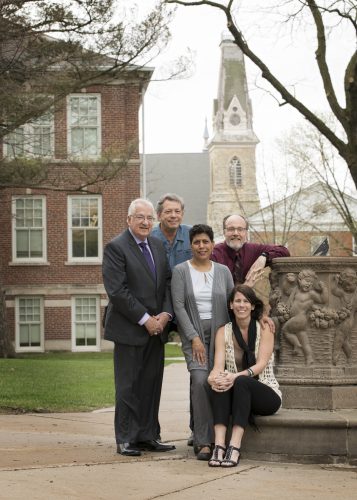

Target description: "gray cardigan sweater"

left=171, top=261, right=234, bottom=371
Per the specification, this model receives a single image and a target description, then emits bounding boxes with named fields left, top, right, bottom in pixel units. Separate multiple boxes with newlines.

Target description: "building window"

left=68, top=195, right=102, bottom=262
left=311, top=236, right=330, bottom=256
left=68, top=94, right=101, bottom=157
left=16, top=297, right=44, bottom=351
left=5, top=111, right=54, bottom=158
left=12, top=196, right=47, bottom=262
left=6, top=128, right=25, bottom=156
left=229, top=156, right=242, bottom=187
left=32, top=112, right=53, bottom=156
left=72, top=296, right=100, bottom=350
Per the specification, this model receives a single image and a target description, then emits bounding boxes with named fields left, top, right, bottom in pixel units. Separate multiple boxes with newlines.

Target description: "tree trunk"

left=346, top=149, right=357, bottom=194
left=0, top=288, right=16, bottom=358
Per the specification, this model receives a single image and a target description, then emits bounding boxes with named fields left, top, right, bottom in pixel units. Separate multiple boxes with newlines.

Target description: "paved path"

left=0, top=363, right=356, bottom=499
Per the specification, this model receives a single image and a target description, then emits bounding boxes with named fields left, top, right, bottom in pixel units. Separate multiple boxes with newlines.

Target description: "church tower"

left=207, top=35, right=260, bottom=238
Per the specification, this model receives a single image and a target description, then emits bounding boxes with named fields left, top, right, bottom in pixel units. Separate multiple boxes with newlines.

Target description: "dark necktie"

left=139, top=242, right=156, bottom=277
left=233, top=252, right=241, bottom=284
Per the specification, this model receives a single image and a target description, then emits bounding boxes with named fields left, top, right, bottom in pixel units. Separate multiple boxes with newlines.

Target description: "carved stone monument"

left=271, top=257, right=357, bottom=410
left=244, top=257, right=357, bottom=464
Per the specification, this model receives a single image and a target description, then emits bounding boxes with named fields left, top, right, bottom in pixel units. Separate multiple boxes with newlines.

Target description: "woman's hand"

left=192, top=337, right=206, bottom=366
left=209, top=371, right=235, bottom=392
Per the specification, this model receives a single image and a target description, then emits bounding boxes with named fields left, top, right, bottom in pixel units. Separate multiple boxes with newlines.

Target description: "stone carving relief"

left=273, top=269, right=328, bottom=365
left=271, top=266, right=357, bottom=368
left=282, top=269, right=327, bottom=365
left=330, top=267, right=357, bottom=365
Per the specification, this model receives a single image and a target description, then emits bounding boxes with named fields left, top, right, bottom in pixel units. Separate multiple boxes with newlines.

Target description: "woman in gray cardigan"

left=171, top=224, right=233, bottom=460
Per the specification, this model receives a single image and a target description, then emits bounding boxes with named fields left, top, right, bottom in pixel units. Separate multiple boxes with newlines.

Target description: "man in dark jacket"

left=102, top=198, right=175, bottom=457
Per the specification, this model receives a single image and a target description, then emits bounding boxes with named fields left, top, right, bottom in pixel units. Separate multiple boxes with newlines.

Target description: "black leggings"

left=210, top=375, right=281, bottom=429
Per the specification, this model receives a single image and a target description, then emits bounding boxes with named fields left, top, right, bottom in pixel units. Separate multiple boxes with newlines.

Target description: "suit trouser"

left=114, top=336, right=164, bottom=444
left=210, top=375, right=281, bottom=429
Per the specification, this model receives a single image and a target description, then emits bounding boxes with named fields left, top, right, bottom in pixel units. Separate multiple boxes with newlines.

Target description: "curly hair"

left=189, top=224, right=214, bottom=243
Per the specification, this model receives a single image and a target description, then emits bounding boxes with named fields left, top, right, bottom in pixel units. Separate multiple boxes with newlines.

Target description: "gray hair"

left=127, top=198, right=155, bottom=217
left=156, top=193, right=185, bottom=215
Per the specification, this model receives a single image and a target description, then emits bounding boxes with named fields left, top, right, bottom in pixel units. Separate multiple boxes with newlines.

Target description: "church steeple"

left=213, top=33, right=256, bottom=141
left=207, top=34, right=260, bottom=237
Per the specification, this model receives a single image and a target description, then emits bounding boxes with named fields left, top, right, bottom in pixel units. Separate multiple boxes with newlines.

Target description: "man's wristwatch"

left=261, top=252, right=268, bottom=259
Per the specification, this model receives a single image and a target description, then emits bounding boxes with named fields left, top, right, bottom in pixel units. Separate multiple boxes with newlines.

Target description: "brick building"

left=1, top=69, right=153, bottom=353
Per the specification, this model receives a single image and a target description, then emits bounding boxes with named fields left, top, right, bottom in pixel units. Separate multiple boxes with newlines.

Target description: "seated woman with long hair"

left=208, top=284, right=282, bottom=467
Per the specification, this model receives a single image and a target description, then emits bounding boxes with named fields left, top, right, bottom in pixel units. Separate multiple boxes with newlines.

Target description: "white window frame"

left=229, top=156, right=242, bottom=187
left=11, top=196, right=47, bottom=263
left=311, top=235, right=330, bottom=256
left=71, top=296, right=100, bottom=352
left=15, top=296, right=44, bottom=352
left=5, top=111, right=54, bottom=158
left=67, top=195, right=102, bottom=263
left=67, top=93, right=101, bottom=158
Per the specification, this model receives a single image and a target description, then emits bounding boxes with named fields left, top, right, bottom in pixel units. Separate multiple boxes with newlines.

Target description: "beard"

left=226, top=239, right=244, bottom=251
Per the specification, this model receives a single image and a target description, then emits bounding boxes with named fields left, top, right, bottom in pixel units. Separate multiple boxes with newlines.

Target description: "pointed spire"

left=212, top=35, right=258, bottom=143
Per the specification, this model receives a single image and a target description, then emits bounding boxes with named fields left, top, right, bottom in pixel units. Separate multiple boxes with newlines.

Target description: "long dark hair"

left=229, top=284, right=264, bottom=322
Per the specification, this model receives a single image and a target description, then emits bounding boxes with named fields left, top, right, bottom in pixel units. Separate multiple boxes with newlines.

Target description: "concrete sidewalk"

left=0, top=363, right=356, bottom=499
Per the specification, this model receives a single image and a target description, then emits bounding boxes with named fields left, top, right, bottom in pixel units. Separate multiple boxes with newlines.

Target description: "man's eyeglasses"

left=224, top=226, right=247, bottom=233
left=132, top=214, right=155, bottom=223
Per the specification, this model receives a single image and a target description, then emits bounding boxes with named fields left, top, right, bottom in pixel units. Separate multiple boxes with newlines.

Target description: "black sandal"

left=208, top=444, right=226, bottom=467
left=221, top=445, right=240, bottom=467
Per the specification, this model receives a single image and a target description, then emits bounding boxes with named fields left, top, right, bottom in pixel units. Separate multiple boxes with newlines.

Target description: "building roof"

left=144, top=152, right=209, bottom=225
left=249, top=181, right=357, bottom=233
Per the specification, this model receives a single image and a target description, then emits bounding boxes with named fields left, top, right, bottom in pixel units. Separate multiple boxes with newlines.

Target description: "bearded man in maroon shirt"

left=211, top=214, right=290, bottom=286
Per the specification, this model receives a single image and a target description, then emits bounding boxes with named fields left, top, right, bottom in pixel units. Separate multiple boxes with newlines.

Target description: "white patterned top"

left=224, top=322, right=282, bottom=400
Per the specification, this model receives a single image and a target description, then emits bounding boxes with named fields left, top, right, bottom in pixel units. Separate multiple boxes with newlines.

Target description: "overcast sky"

left=136, top=1, right=355, bottom=199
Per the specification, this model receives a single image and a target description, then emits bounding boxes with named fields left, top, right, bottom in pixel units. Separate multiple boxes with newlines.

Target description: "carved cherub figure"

left=331, top=268, right=357, bottom=365
left=282, top=269, right=328, bottom=365
left=281, top=272, right=297, bottom=302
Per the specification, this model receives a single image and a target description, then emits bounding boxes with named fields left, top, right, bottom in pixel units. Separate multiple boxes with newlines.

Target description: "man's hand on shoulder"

left=259, top=315, right=275, bottom=334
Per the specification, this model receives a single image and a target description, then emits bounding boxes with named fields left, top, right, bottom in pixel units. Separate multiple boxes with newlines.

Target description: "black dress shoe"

left=136, top=440, right=176, bottom=452
left=117, top=443, right=141, bottom=456
left=196, top=445, right=212, bottom=461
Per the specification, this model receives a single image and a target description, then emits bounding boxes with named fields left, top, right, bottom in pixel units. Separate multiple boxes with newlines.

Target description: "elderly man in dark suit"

left=102, top=198, right=175, bottom=457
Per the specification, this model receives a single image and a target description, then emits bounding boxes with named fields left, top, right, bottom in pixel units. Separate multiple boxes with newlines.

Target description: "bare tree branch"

left=166, top=0, right=357, bottom=187
left=306, top=0, right=347, bottom=127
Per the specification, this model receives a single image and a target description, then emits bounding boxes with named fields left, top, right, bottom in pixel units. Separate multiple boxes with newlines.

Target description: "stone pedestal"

left=243, top=408, right=357, bottom=464
left=270, top=257, right=357, bottom=410
left=241, top=257, right=357, bottom=464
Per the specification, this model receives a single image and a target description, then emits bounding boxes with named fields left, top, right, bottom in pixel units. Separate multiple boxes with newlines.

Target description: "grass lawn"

left=0, top=344, right=183, bottom=414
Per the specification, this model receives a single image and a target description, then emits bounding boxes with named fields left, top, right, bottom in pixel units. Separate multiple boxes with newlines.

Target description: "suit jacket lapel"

left=127, top=230, right=156, bottom=282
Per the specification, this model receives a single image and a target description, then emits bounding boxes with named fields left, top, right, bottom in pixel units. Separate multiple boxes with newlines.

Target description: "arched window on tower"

left=229, top=157, right=242, bottom=187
